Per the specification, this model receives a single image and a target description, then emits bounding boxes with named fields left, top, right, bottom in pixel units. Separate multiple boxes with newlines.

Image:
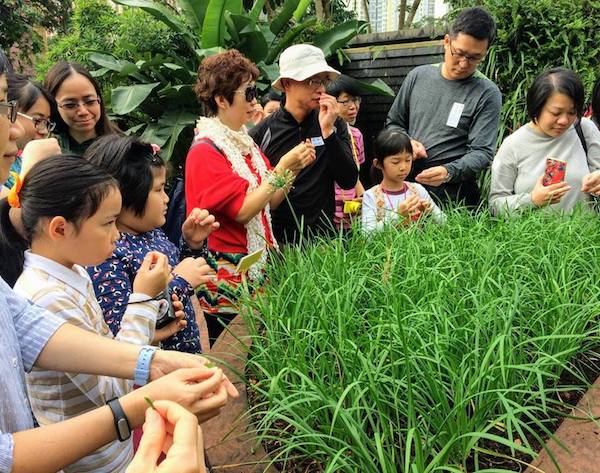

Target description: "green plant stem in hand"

left=144, top=397, right=156, bottom=410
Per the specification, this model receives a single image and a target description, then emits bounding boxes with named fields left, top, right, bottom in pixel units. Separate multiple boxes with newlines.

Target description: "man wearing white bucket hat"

left=250, top=44, right=358, bottom=245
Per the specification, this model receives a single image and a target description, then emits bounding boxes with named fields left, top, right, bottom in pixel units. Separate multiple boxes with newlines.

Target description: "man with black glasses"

left=250, top=44, right=358, bottom=245
left=385, top=7, right=502, bottom=208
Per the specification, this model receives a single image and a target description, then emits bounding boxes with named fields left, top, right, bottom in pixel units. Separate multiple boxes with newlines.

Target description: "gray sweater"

left=489, top=118, right=600, bottom=215
left=385, top=64, right=502, bottom=183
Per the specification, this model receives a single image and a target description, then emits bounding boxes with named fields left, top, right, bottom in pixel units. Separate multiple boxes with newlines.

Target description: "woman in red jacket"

left=185, top=49, right=315, bottom=345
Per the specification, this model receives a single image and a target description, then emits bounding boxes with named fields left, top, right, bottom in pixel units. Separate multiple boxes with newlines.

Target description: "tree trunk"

left=398, top=0, right=406, bottom=30
left=362, top=0, right=370, bottom=24
left=406, top=0, right=422, bottom=28
left=315, top=0, right=325, bottom=21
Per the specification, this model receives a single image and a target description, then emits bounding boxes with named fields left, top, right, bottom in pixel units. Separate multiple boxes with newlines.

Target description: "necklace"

left=194, top=117, right=277, bottom=280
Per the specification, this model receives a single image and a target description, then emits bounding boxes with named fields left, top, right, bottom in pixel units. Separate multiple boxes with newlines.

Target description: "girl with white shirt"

left=490, top=68, right=600, bottom=215
left=362, top=130, right=444, bottom=232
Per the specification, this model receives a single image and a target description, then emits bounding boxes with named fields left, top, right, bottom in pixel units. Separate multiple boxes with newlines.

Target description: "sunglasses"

left=235, top=84, right=258, bottom=102
left=0, top=101, right=18, bottom=123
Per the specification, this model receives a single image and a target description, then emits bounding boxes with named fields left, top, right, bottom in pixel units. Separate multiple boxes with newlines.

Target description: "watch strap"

left=107, top=397, right=131, bottom=442
left=134, top=345, right=158, bottom=386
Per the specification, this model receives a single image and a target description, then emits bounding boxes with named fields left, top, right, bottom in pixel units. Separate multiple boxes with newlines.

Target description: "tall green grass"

left=244, top=209, right=600, bottom=472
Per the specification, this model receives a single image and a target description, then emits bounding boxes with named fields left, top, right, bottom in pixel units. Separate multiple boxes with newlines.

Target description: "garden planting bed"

left=242, top=210, right=600, bottom=472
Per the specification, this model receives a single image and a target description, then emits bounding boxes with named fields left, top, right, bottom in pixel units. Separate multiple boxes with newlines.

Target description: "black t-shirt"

left=249, top=107, right=357, bottom=244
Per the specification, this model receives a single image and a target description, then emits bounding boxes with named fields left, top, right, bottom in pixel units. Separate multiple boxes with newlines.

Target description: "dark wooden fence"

left=335, top=27, right=445, bottom=186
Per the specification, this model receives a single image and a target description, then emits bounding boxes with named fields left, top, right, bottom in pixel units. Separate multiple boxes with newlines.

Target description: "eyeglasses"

left=0, top=101, right=18, bottom=123
left=448, top=40, right=484, bottom=65
left=234, top=85, right=258, bottom=102
left=304, top=77, right=332, bottom=89
left=17, top=112, right=56, bottom=133
left=57, top=97, right=101, bottom=111
left=337, top=97, right=361, bottom=107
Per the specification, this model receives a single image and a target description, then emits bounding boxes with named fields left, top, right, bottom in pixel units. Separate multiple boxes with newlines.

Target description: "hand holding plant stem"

left=127, top=399, right=206, bottom=473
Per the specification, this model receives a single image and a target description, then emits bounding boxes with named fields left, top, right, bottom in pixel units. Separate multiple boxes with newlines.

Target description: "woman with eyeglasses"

left=186, top=49, right=315, bottom=345
left=44, top=61, right=120, bottom=155
left=2, top=75, right=56, bottom=191
left=326, top=76, right=366, bottom=231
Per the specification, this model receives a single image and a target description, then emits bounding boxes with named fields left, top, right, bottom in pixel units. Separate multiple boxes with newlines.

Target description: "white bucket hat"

left=272, top=44, right=340, bottom=91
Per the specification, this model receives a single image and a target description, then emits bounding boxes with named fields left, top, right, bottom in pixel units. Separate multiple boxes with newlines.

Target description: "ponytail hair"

left=85, top=134, right=165, bottom=217
left=0, top=155, right=117, bottom=285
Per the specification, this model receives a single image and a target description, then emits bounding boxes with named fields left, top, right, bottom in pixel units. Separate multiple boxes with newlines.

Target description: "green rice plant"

left=243, top=208, right=600, bottom=472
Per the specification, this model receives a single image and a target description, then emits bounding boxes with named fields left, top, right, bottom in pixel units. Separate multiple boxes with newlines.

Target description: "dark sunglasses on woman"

left=236, top=85, right=258, bottom=102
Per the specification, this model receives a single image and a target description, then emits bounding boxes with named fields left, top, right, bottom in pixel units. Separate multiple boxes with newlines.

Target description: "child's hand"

left=153, top=294, right=187, bottom=343
left=174, top=257, right=213, bottom=289
left=418, top=198, right=432, bottom=214
left=134, top=252, right=172, bottom=297
left=182, top=208, right=220, bottom=249
left=397, top=194, right=420, bottom=219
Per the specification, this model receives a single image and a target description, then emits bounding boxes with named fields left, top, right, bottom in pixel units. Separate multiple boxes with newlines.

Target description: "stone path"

left=203, top=315, right=277, bottom=473
left=527, top=375, right=600, bottom=473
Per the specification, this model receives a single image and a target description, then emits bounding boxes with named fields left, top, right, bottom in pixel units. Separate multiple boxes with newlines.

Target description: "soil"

left=247, top=348, right=600, bottom=472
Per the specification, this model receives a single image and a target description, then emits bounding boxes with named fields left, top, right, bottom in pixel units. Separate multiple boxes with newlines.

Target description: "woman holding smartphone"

left=490, top=68, right=600, bottom=215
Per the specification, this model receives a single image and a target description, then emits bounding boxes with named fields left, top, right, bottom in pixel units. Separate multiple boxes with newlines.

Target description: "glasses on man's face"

left=304, top=77, right=332, bottom=89
left=17, top=112, right=56, bottom=134
left=235, top=84, right=258, bottom=102
left=57, top=97, right=101, bottom=111
left=337, top=96, right=361, bottom=107
left=448, top=41, right=484, bottom=65
left=0, top=101, right=18, bottom=123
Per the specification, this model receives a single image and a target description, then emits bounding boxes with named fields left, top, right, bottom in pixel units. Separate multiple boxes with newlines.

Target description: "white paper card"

left=310, top=136, right=325, bottom=147
left=446, top=102, right=465, bottom=128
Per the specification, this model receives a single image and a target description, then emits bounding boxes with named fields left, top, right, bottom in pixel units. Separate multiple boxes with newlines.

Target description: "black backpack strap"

left=575, top=119, right=588, bottom=155
left=190, top=137, right=224, bottom=156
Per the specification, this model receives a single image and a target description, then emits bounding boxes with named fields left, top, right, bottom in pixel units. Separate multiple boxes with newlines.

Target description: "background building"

left=361, top=0, right=448, bottom=33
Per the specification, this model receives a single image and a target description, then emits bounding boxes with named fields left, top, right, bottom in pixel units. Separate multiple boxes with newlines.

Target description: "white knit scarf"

left=193, top=116, right=277, bottom=280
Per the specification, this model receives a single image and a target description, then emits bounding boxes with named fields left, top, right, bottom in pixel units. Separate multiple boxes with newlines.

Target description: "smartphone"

left=155, top=284, right=176, bottom=329
left=543, top=158, right=567, bottom=186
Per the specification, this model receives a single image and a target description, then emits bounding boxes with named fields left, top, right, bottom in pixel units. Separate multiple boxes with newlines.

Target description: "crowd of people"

left=1, top=4, right=600, bottom=472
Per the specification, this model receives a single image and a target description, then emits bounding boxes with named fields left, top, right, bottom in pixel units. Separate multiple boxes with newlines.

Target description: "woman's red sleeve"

left=185, top=143, right=249, bottom=220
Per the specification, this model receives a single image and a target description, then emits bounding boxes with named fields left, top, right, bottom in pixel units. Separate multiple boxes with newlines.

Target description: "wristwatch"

left=443, top=168, right=453, bottom=183
left=134, top=345, right=158, bottom=386
left=107, top=397, right=131, bottom=442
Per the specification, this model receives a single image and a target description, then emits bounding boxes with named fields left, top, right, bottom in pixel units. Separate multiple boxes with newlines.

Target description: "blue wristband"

left=134, top=346, right=158, bottom=386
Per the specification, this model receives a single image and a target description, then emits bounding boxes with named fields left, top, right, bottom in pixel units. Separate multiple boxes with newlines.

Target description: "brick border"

left=203, top=315, right=278, bottom=473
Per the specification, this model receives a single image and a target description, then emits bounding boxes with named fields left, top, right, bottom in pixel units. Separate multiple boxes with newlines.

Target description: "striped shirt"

left=14, top=252, right=159, bottom=473
left=0, top=277, right=66, bottom=473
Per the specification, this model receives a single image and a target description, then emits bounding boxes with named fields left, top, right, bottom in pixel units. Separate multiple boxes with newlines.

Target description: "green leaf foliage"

left=111, top=82, right=160, bottom=114
left=313, top=20, right=368, bottom=58
left=246, top=208, right=600, bottom=471
left=270, top=0, right=301, bottom=36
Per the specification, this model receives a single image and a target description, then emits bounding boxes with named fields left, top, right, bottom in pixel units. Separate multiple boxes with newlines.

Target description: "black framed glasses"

left=235, top=85, right=258, bottom=102
left=17, top=112, right=56, bottom=133
left=448, top=40, right=484, bottom=65
left=337, top=97, right=361, bottom=107
left=57, top=97, right=101, bottom=111
left=0, top=101, right=18, bottom=123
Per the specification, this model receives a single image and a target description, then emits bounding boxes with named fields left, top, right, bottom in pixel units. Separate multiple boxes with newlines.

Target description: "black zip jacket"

left=250, top=107, right=358, bottom=244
